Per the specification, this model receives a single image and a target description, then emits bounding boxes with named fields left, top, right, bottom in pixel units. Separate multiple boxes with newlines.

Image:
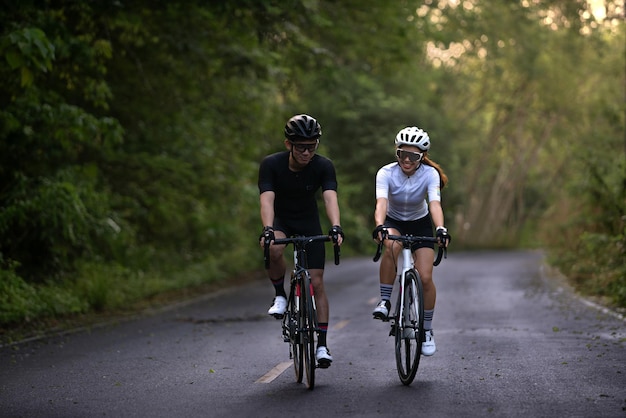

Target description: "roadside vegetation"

left=1, top=1, right=624, bottom=341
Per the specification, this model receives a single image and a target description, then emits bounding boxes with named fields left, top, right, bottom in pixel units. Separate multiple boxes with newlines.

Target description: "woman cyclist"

left=372, top=126, right=451, bottom=356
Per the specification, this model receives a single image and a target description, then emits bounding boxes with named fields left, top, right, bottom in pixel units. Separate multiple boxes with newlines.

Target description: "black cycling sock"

left=270, top=276, right=286, bottom=297
left=317, top=323, right=328, bottom=347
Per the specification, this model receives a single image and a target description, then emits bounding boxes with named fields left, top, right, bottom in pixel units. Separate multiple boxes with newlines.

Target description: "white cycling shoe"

left=372, top=300, right=391, bottom=320
left=267, top=296, right=287, bottom=319
left=316, top=346, right=333, bottom=368
left=422, top=329, right=436, bottom=356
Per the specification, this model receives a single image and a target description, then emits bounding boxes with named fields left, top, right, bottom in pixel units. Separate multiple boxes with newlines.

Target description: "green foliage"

left=0, top=259, right=88, bottom=325
left=0, top=263, right=39, bottom=324
left=2, top=171, right=95, bottom=279
left=1, top=1, right=127, bottom=287
left=3, top=27, right=55, bottom=87
left=540, top=21, right=626, bottom=307
left=544, top=154, right=626, bottom=306
left=0, top=0, right=624, bottom=332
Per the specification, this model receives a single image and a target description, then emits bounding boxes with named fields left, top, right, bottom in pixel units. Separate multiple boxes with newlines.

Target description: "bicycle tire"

left=301, top=273, right=316, bottom=389
left=395, top=269, right=424, bottom=385
left=287, top=281, right=303, bottom=383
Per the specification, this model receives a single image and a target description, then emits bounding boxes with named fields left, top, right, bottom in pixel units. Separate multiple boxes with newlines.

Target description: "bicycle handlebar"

left=264, top=234, right=341, bottom=269
left=372, top=234, right=446, bottom=266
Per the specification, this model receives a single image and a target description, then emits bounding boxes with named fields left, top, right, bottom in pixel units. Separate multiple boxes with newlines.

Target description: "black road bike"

left=264, top=234, right=340, bottom=390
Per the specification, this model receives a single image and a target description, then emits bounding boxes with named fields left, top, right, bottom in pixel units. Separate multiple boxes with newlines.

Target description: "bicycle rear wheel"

left=395, top=269, right=424, bottom=385
left=301, top=274, right=316, bottom=389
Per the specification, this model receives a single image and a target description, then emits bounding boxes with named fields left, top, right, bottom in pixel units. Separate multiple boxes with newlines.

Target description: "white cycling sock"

left=380, top=284, right=393, bottom=301
left=424, top=309, right=434, bottom=330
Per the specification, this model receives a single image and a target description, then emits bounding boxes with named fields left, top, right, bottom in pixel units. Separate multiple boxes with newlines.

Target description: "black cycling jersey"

left=258, top=151, right=338, bottom=220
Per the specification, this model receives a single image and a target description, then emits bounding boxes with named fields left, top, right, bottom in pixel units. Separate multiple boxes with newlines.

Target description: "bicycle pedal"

left=373, top=313, right=390, bottom=322
left=317, top=360, right=331, bottom=369
left=272, top=313, right=284, bottom=320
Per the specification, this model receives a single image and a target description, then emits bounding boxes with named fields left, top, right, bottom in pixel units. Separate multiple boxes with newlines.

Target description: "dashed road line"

left=333, top=319, right=350, bottom=330
left=255, top=361, right=292, bottom=384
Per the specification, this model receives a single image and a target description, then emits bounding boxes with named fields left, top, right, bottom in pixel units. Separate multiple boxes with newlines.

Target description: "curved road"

left=1, top=251, right=625, bottom=417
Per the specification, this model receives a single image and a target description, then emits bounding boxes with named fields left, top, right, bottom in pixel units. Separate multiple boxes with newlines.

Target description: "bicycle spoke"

left=301, top=275, right=316, bottom=389
left=395, top=270, right=424, bottom=385
left=287, top=284, right=303, bottom=384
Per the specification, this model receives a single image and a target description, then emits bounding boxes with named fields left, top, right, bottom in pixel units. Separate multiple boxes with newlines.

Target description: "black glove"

left=329, top=225, right=344, bottom=243
left=260, top=226, right=275, bottom=243
left=435, top=226, right=451, bottom=247
left=372, top=224, right=388, bottom=240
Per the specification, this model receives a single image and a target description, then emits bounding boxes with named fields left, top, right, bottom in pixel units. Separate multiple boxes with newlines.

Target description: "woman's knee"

left=382, top=242, right=400, bottom=260
left=421, top=275, right=435, bottom=291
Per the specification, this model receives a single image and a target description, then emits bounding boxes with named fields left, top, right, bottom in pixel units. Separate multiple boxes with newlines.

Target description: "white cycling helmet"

left=394, top=126, right=430, bottom=151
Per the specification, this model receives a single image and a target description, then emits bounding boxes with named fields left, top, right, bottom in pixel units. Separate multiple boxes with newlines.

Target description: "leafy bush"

left=544, top=157, right=626, bottom=308
left=0, top=263, right=39, bottom=324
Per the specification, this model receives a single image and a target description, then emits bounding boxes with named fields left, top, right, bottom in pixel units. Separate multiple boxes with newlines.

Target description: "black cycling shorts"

left=384, top=215, right=435, bottom=251
left=273, top=216, right=325, bottom=269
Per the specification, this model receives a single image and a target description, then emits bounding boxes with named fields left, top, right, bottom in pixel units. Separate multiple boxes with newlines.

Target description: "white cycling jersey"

left=375, top=162, right=441, bottom=221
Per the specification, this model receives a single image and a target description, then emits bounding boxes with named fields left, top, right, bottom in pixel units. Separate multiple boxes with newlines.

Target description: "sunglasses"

left=396, top=149, right=424, bottom=162
left=290, top=141, right=319, bottom=153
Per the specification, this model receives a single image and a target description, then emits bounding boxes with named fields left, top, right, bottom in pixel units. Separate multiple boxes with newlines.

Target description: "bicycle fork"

left=390, top=248, right=414, bottom=337
left=283, top=273, right=299, bottom=345
left=284, top=274, right=316, bottom=341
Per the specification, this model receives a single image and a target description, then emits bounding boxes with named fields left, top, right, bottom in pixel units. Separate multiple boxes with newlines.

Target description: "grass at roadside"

left=0, top=269, right=264, bottom=347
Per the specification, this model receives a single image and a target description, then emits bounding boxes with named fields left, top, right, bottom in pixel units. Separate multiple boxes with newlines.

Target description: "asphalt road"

left=1, top=251, right=625, bottom=417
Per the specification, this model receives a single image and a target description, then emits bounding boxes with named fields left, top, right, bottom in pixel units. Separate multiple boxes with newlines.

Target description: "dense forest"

left=1, top=0, right=624, bottom=331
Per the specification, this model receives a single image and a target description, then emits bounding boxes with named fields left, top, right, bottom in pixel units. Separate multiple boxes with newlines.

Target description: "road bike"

left=264, top=234, right=340, bottom=390
left=373, top=233, right=445, bottom=385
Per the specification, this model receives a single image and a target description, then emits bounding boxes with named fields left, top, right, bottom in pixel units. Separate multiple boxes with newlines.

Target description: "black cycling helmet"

left=284, top=114, right=322, bottom=141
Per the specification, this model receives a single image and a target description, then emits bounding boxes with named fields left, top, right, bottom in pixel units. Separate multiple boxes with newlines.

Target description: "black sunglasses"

left=290, top=141, right=319, bottom=153
left=396, top=149, right=424, bottom=162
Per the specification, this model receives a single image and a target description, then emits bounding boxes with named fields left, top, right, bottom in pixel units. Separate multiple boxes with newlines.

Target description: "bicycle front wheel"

left=395, top=269, right=424, bottom=385
left=287, top=283, right=304, bottom=383
left=301, top=274, right=316, bottom=390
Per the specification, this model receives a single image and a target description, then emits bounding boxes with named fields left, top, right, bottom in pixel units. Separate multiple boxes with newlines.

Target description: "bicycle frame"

left=395, top=242, right=415, bottom=334
left=290, top=245, right=317, bottom=328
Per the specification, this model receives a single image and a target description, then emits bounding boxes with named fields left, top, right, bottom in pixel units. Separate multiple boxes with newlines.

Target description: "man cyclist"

left=372, top=126, right=451, bottom=356
left=258, top=114, right=344, bottom=368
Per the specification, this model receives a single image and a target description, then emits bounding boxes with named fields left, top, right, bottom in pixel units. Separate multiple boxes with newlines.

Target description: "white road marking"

left=580, top=298, right=625, bottom=322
